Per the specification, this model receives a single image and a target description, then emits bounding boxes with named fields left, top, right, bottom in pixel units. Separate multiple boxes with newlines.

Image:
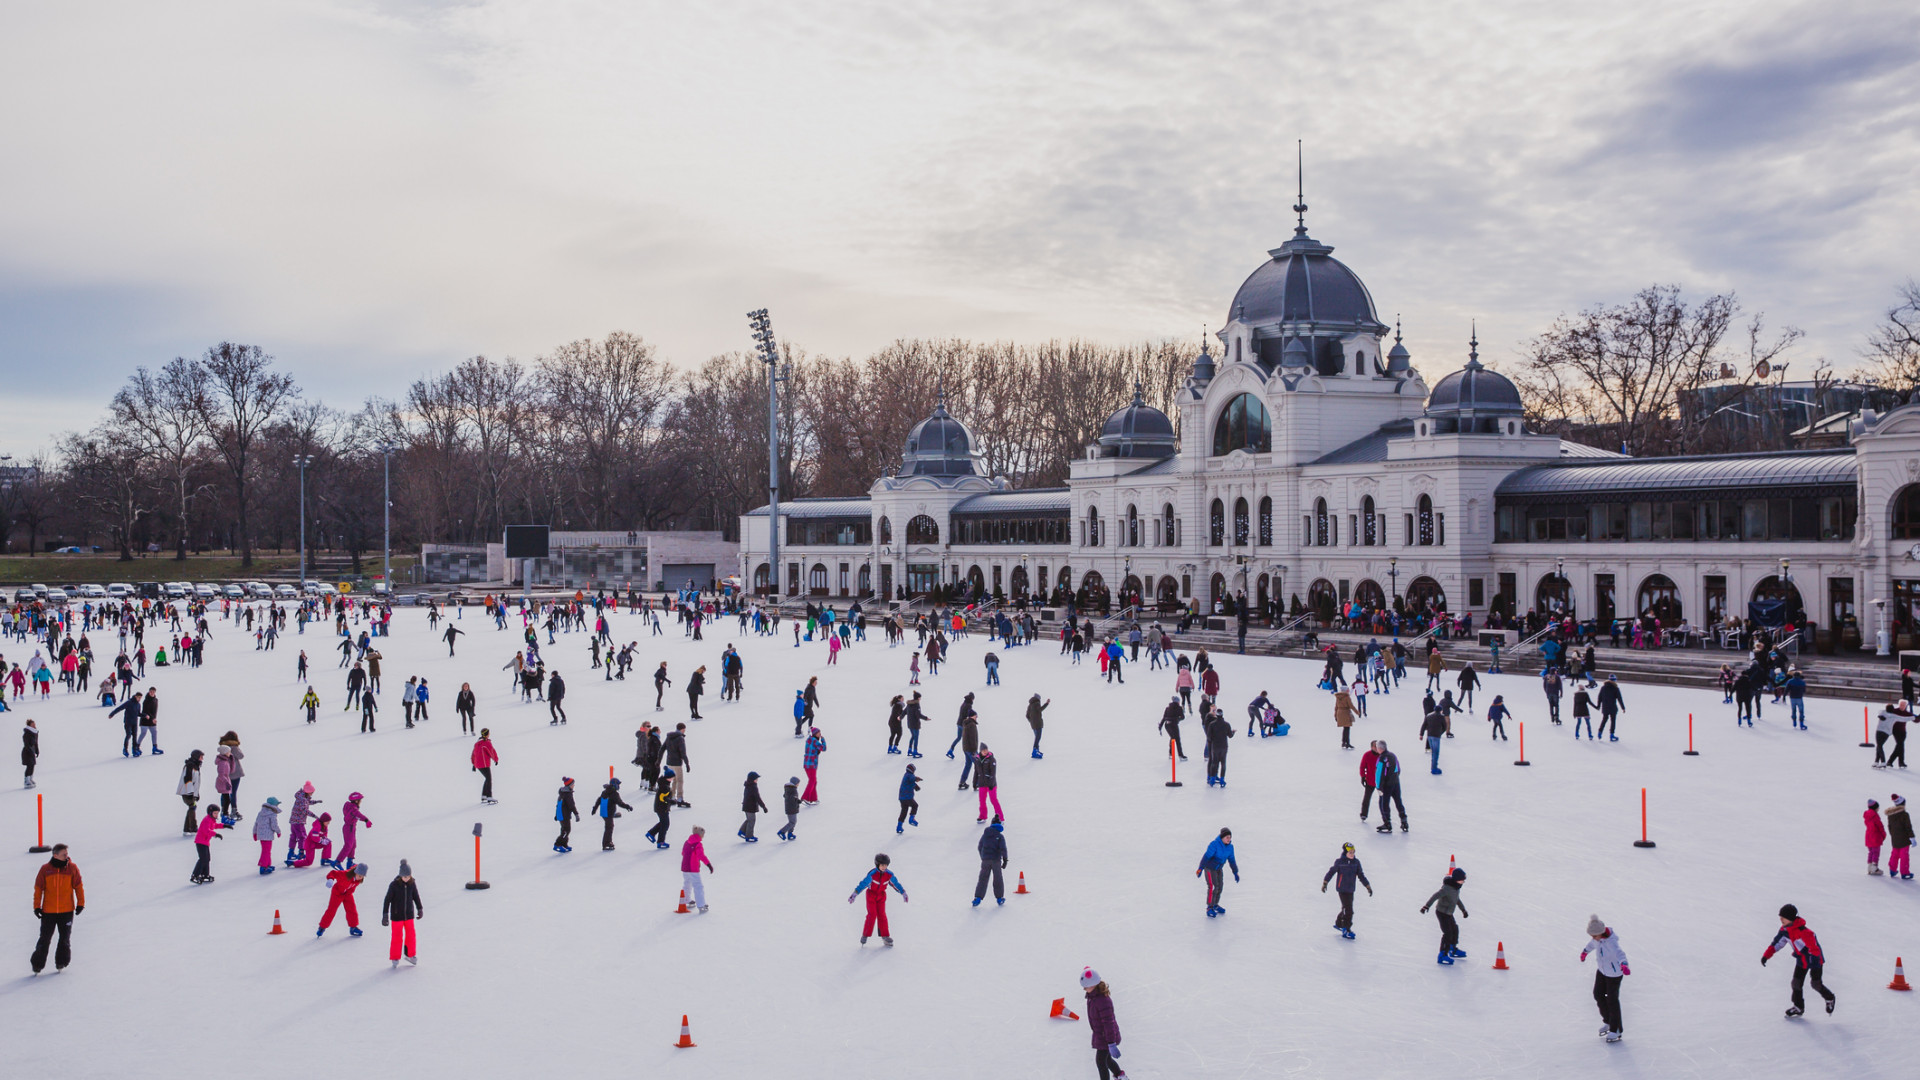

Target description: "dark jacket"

left=742, top=776, right=768, bottom=814
left=1159, top=702, right=1184, bottom=733
left=972, top=751, right=997, bottom=790
left=1086, top=991, right=1120, bottom=1049
left=1572, top=688, right=1593, bottom=717
left=782, top=782, right=801, bottom=815
left=1419, top=711, right=1449, bottom=739
left=1026, top=696, right=1047, bottom=730
left=664, top=730, right=689, bottom=767
left=688, top=670, right=705, bottom=698
left=977, top=823, right=1007, bottom=865
left=381, top=876, right=423, bottom=922
left=548, top=673, right=566, bottom=702
left=904, top=700, right=924, bottom=729
left=898, top=769, right=921, bottom=801
left=1421, top=879, right=1467, bottom=917
left=1323, top=854, right=1371, bottom=893
left=1597, top=681, right=1624, bottom=712
left=455, top=688, right=476, bottom=714
left=555, top=784, right=579, bottom=823
left=594, top=783, right=632, bottom=819
left=1888, top=805, right=1915, bottom=848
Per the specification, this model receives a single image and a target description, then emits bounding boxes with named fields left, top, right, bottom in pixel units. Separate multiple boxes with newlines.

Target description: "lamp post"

left=377, top=443, right=396, bottom=594
left=292, top=454, right=314, bottom=590
left=1389, top=556, right=1398, bottom=603
left=1556, top=556, right=1566, bottom=614
left=748, top=309, right=786, bottom=603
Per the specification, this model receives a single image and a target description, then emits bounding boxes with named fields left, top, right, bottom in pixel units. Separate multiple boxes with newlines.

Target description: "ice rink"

left=4, top=605, right=1914, bottom=1078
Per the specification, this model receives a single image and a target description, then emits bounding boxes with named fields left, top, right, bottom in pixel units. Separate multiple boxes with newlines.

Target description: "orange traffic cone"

left=1892, top=957, right=1913, bottom=991
left=1048, top=997, right=1081, bottom=1021
left=1449, top=854, right=1456, bottom=874
left=674, top=1015, right=697, bottom=1048
left=673, top=888, right=691, bottom=914
left=1492, top=942, right=1509, bottom=970
left=1015, top=871, right=1030, bottom=895
left=269, top=910, right=286, bottom=935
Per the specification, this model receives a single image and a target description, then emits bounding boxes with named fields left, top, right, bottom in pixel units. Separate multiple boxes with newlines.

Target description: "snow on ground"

left=2, top=606, right=1915, bottom=1079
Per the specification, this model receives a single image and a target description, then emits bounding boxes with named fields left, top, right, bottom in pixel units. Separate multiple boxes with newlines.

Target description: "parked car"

left=191, top=583, right=215, bottom=599
left=164, top=583, right=188, bottom=599
left=78, top=584, right=107, bottom=598
left=372, top=582, right=390, bottom=596
left=107, top=583, right=133, bottom=599
left=273, top=584, right=299, bottom=599
left=13, top=588, right=36, bottom=603
left=137, top=582, right=163, bottom=599
left=45, top=588, right=69, bottom=605
left=222, top=584, right=245, bottom=600
left=303, top=582, right=326, bottom=596
left=244, top=582, right=272, bottom=598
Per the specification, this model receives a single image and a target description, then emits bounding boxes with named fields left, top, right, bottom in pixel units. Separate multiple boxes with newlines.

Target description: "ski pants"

left=1377, top=786, right=1406, bottom=828
left=294, top=839, right=331, bottom=868
left=1204, top=868, right=1226, bottom=908
left=1335, top=890, right=1355, bottom=930
left=1437, top=911, right=1459, bottom=954
left=556, top=818, right=572, bottom=849
left=193, top=843, right=211, bottom=880
left=647, top=808, right=671, bottom=845
left=862, top=891, right=890, bottom=937
left=603, top=816, right=618, bottom=849
left=682, top=870, right=706, bottom=909
left=255, top=839, right=273, bottom=867
left=976, top=786, right=1003, bottom=820
left=320, top=893, right=359, bottom=930
left=1096, top=1046, right=1121, bottom=1080
left=1790, top=959, right=1835, bottom=1011
left=974, top=859, right=1005, bottom=901
left=1593, top=971, right=1623, bottom=1034
left=478, top=767, right=493, bottom=800
left=888, top=722, right=902, bottom=750
left=30, top=912, right=71, bottom=973
left=1892, top=844, right=1912, bottom=876
left=388, top=918, right=416, bottom=961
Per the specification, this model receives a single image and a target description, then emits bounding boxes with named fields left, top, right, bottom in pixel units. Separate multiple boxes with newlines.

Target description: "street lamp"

left=292, top=454, right=314, bottom=589
left=748, top=308, right=786, bottom=603
left=1556, top=556, right=1566, bottom=614
left=378, top=443, right=397, bottom=594
left=1389, top=556, right=1399, bottom=602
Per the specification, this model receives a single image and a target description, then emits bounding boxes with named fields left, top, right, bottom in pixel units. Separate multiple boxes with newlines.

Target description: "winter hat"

left=301, top=782, right=314, bottom=795
left=349, top=792, right=364, bottom=801
left=1869, top=798, right=1881, bottom=809
left=1079, top=967, right=1103, bottom=989
left=399, top=859, right=412, bottom=877
left=1341, top=842, right=1355, bottom=854
left=691, top=826, right=705, bottom=837
left=747, top=771, right=760, bottom=780
left=265, top=796, right=281, bottom=807
left=562, top=776, right=574, bottom=786
left=317, top=812, right=331, bottom=823
left=1450, top=868, right=1466, bottom=883
left=1894, top=794, right=1907, bottom=806
left=1586, top=914, right=1606, bottom=936
left=789, top=777, right=800, bottom=786
left=352, top=863, right=366, bottom=877
left=1778, top=904, right=1798, bottom=920
left=609, top=778, right=622, bottom=788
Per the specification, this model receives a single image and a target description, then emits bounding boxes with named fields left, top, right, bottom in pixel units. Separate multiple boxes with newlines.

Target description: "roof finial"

left=1292, top=140, right=1309, bottom=238
left=1466, top=321, right=1482, bottom=370
left=1394, top=315, right=1403, bottom=346
left=936, top=380, right=947, bottom=410
left=1132, top=379, right=1145, bottom=405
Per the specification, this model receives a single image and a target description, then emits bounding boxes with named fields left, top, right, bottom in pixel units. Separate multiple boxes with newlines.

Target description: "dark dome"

left=900, top=397, right=982, bottom=478
left=1424, top=332, right=1525, bottom=433
left=1227, top=235, right=1383, bottom=332
left=1098, top=385, right=1177, bottom=459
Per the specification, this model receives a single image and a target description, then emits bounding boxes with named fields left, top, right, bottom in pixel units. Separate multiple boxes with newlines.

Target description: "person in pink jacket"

left=1866, top=798, right=1887, bottom=876
left=340, top=793, right=373, bottom=869
left=293, top=812, right=334, bottom=868
left=679, top=825, right=712, bottom=913
left=471, top=729, right=500, bottom=804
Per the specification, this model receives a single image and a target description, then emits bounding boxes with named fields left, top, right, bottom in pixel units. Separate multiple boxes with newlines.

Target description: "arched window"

left=1361, top=496, right=1377, bottom=545
left=1537, top=573, right=1572, bottom=614
left=878, top=516, right=892, bottom=544
left=1163, top=504, right=1177, bottom=547
left=1086, top=506, right=1103, bottom=547
left=1354, top=579, right=1385, bottom=610
left=1637, top=574, right=1681, bottom=621
left=1308, top=577, right=1337, bottom=616
left=1258, top=496, right=1273, bottom=546
left=1210, top=499, right=1225, bottom=546
left=1211, top=393, right=1272, bottom=456
left=1314, top=498, right=1329, bottom=547
left=1407, top=576, right=1446, bottom=611
left=858, top=564, right=872, bottom=594
left=1233, top=497, right=1250, bottom=545
left=1417, top=494, right=1435, bottom=546
left=905, top=515, right=938, bottom=544
left=1895, top=484, right=1920, bottom=539
left=1127, top=505, right=1139, bottom=548
left=808, top=563, right=829, bottom=594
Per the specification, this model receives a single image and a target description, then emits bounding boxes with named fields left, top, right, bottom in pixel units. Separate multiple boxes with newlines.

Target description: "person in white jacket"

left=1580, top=914, right=1630, bottom=1042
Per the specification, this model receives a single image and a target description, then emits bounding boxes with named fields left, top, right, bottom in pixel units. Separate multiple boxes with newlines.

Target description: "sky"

left=1, top=0, right=1916, bottom=452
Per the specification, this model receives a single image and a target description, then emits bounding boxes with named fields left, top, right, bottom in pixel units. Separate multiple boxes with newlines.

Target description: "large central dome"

left=1227, top=234, right=1384, bottom=333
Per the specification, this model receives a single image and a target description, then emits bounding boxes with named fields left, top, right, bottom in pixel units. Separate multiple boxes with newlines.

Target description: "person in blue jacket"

left=1485, top=695, right=1512, bottom=741
left=1785, top=668, right=1808, bottom=729
left=792, top=691, right=808, bottom=739
left=1195, top=827, right=1239, bottom=917
left=896, top=764, right=921, bottom=833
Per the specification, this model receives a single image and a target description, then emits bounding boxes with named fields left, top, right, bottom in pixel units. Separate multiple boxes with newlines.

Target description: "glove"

left=1233, top=873, right=1240, bottom=883
left=1365, top=887, right=1373, bottom=896
left=1760, top=957, right=1768, bottom=967
left=74, top=905, right=83, bottom=915
left=1195, top=869, right=1201, bottom=878
left=1461, top=910, right=1468, bottom=918
left=1321, top=883, right=1328, bottom=893
left=33, top=908, right=43, bottom=918
left=1619, top=964, right=1630, bottom=976
left=848, top=895, right=857, bottom=904
left=382, top=919, right=390, bottom=927
left=1420, top=906, right=1429, bottom=914
left=901, top=894, right=909, bottom=903
left=1108, top=1043, right=1122, bottom=1059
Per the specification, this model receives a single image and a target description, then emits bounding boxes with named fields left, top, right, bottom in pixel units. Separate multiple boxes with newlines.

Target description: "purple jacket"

left=1086, top=992, right=1120, bottom=1049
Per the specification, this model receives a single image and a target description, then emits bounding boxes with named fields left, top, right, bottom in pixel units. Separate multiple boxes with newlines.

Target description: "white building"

left=741, top=210, right=1920, bottom=652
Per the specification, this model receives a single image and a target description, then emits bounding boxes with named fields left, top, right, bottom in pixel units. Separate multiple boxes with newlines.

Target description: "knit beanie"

left=399, top=859, right=412, bottom=878
left=1586, top=914, right=1605, bottom=936
left=1079, top=967, right=1102, bottom=989
left=1779, top=903, right=1798, bottom=920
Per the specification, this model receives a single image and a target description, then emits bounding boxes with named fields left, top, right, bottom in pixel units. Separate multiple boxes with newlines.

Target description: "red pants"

left=258, top=839, right=274, bottom=867
left=319, top=893, right=358, bottom=930
left=803, top=767, right=819, bottom=803
left=389, top=918, right=417, bottom=960
left=976, top=786, right=1003, bottom=820
left=1894, top=845, right=1913, bottom=876
left=862, top=891, right=890, bottom=938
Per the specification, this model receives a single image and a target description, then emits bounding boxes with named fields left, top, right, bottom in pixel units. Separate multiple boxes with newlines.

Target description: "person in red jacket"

left=1358, top=742, right=1381, bottom=820
left=1762, top=904, right=1836, bottom=1017
left=848, top=853, right=907, bottom=946
left=318, top=863, right=367, bottom=936
left=472, top=728, right=499, bottom=804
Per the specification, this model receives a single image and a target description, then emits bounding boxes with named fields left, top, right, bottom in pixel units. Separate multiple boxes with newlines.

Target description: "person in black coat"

left=739, top=771, right=768, bottom=842
left=1595, top=675, right=1625, bottom=741
left=23, top=720, right=41, bottom=789
left=886, top=695, right=905, bottom=754
left=664, top=724, right=691, bottom=805
left=645, top=781, right=676, bottom=848
left=381, top=860, right=424, bottom=967
left=547, top=671, right=568, bottom=725
left=553, top=778, right=579, bottom=852
left=973, top=819, right=1008, bottom=906
left=1203, top=709, right=1234, bottom=787
left=455, top=684, right=478, bottom=734
left=1321, top=843, right=1373, bottom=938
left=687, top=666, right=706, bottom=720
left=904, top=693, right=925, bottom=758
left=1159, top=698, right=1187, bottom=760
left=776, top=777, right=801, bottom=841
left=594, top=779, right=633, bottom=851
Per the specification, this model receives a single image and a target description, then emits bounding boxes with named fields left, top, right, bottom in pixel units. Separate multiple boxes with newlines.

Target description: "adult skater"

left=664, top=724, right=691, bottom=806
left=1321, top=842, right=1372, bottom=939
left=973, top=817, right=1007, bottom=906
left=903, top=692, right=927, bottom=758
left=136, top=686, right=163, bottom=756
left=190, top=805, right=228, bottom=883
left=1596, top=675, right=1625, bottom=741
left=896, top=763, right=921, bottom=833
left=547, top=670, right=568, bottom=725
left=1196, top=827, right=1238, bottom=917
left=554, top=777, right=579, bottom=852
left=1159, top=697, right=1187, bottom=760
left=1358, top=740, right=1380, bottom=820
left=1571, top=681, right=1595, bottom=739
left=1542, top=669, right=1563, bottom=725
left=594, top=777, right=632, bottom=851
left=848, top=853, right=908, bottom=946
left=175, top=748, right=203, bottom=832
left=1027, top=693, right=1049, bottom=759
left=1580, top=914, right=1630, bottom=1042
left=317, top=863, right=367, bottom=937
left=340, top=792, right=372, bottom=869
left=1203, top=708, right=1233, bottom=787
left=973, top=745, right=1003, bottom=821
left=1762, top=904, right=1836, bottom=1017
left=381, top=860, right=423, bottom=968
left=109, top=692, right=141, bottom=757
left=647, top=777, right=676, bottom=849
left=653, top=661, right=672, bottom=712
left=1375, top=740, right=1408, bottom=833
left=252, top=796, right=283, bottom=876
left=1082, top=968, right=1128, bottom=1080
left=1420, top=867, right=1469, bottom=964
left=443, top=624, right=463, bottom=656
left=802, top=726, right=827, bottom=804
left=1420, top=706, right=1448, bottom=774
left=886, top=695, right=905, bottom=754
left=777, top=776, right=801, bottom=841
left=29, top=843, right=84, bottom=974
left=455, top=683, right=477, bottom=734
left=686, top=665, right=705, bottom=720
left=1333, top=688, right=1355, bottom=749
left=739, top=771, right=767, bottom=842
left=472, top=729, right=499, bottom=804
left=680, top=825, right=712, bottom=913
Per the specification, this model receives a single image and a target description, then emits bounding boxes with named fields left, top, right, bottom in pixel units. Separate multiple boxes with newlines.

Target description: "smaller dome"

left=1385, top=319, right=1411, bottom=373
left=1098, top=384, right=1178, bottom=459
left=900, top=392, right=984, bottom=478
left=1281, top=336, right=1312, bottom=367
left=1192, top=344, right=1216, bottom=383
left=1424, top=329, right=1524, bottom=434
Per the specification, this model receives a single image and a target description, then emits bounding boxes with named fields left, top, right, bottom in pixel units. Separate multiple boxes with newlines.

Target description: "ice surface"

left=4, top=608, right=1913, bottom=1078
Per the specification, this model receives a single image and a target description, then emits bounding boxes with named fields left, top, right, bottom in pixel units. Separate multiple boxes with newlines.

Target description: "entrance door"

left=907, top=564, right=939, bottom=596
left=1595, top=573, right=1616, bottom=626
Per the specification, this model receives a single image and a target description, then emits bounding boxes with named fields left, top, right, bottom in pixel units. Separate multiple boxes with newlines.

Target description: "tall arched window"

left=1086, top=507, right=1103, bottom=547
left=906, top=514, right=939, bottom=544
left=1257, top=496, right=1273, bottom=546
left=1211, top=393, right=1272, bottom=455
left=1210, top=498, right=1225, bottom=546
left=1163, top=504, right=1177, bottom=547
left=878, top=516, right=892, bottom=544
left=1233, top=497, right=1250, bottom=545
left=1126, top=504, right=1139, bottom=548
left=1361, top=496, right=1377, bottom=546
left=1417, top=494, right=1435, bottom=546
left=1312, top=497, right=1328, bottom=546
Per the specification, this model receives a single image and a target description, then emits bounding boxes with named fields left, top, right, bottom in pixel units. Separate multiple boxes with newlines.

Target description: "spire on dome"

left=1292, top=140, right=1309, bottom=239
left=1466, top=322, right=1482, bottom=371
left=1386, top=315, right=1411, bottom=373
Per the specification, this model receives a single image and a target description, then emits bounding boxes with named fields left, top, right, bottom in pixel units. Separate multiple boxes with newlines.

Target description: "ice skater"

left=1321, top=842, right=1372, bottom=939
left=1886, top=794, right=1913, bottom=879
left=1486, top=695, right=1512, bottom=741
left=190, top=805, right=229, bottom=883
left=802, top=726, right=827, bottom=803
left=1081, top=968, right=1128, bottom=1080
left=1195, top=827, right=1238, bottom=917
left=1374, top=741, right=1408, bottom=833
left=848, top=852, right=908, bottom=945
left=680, top=825, right=712, bottom=913
left=339, top=792, right=372, bottom=869
left=252, top=796, right=282, bottom=876
left=381, top=860, right=423, bottom=968
left=286, top=782, right=322, bottom=866
left=317, top=862, right=366, bottom=936
left=1865, top=799, right=1886, bottom=876
left=973, top=745, right=1003, bottom=821
left=739, top=771, right=767, bottom=842
left=972, top=818, right=1007, bottom=906
left=777, top=776, right=801, bottom=841
left=595, top=777, right=632, bottom=851
left=896, top=764, right=921, bottom=833
left=1579, top=914, right=1630, bottom=1042
left=292, top=812, right=334, bottom=868
left=472, top=728, right=499, bottom=803
left=1762, top=904, right=1835, bottom=1017
left=554, top=777, right=579, bottom=852
left=1420, top=867, right=1469, bottom=964
left=647, top=777, right=676, bottom=849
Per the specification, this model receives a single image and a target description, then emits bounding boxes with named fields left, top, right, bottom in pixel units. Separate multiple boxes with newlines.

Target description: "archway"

left=965, top=565, right=986, bottom=599
left=1636, top=574, right=1681, bottom=622
left=1536, top=573, right=1573, bottom=614
left=1121, top=575, right=1143, bottom=607
left=808, top=563, right=829, bottom=596
left=1407, top=576, right=1446, bottom=611
left=1749, top=575, right=1805, bottom=624
left=1210, top=572, right=1228, bottom=613
left=1157, top=575, right=1180, bottom=611
left=906, top=514, right=939, bottom=544
left=1009, top=566, right=1029, bottom=599
left=1308, top=577, right=1337, bottom=620
left=1894, top=484, right=1920, bottom=538
left=1256, top=573, right=1269, bottom=615
left=1354, top=579, right=1385, bottom=611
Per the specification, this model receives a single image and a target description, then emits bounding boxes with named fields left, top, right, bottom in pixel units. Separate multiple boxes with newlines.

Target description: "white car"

left=274, top=584, right=299, bottom=599
left=222, top=584, right=245, bottom=600
left=246, top=582, right=273, bottom=598
left=303, top=582, right=325, bottom=596
left=193, top=584, right=216, bottom=599
left=30, top=584, right=49, bottom=598
left=45, top=588, right=69, bottom=604
left=107, top=583, right=133, bottom=599
left=164, top=583, right=188, bottom=599
left=79, top=584, right=108, bottom=598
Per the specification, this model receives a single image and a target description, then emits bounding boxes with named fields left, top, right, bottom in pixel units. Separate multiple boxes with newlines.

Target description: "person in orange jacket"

left=471, top=728, right=500, bottom=804
left=31, top=843, right=84, bottom=974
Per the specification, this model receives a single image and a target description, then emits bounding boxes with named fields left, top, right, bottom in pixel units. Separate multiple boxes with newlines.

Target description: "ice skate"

left=1604, top=1032, right=1622, bottom=1043
left=349, top=926, right=363, bottom=937
left=1784, top=1006, right=1802, bottom=1018
left=406, top=954, right=417, bottom=966
left=1437, top=952, right=1454, bottom=965
left=882, top=937, right=893, bottom=947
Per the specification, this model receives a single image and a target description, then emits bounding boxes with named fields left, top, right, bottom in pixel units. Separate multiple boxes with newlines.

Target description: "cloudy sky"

left=1, top=0, right=1916, bottom=450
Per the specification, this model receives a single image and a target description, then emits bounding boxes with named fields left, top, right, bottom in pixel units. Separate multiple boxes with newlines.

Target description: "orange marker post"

left=1684, top=713, right=1699, bottom=756
left=466, top=822, right=490, bottom=890
left=1633, top=787, right=1656, bottom=848
left=1165, top=739, right=1183, bottom=788
left=29, top=792, right=51, bottom=853
left=1862, top=706, right=1873, bottom=749
left=1513, top=722, right=1529, bottom=766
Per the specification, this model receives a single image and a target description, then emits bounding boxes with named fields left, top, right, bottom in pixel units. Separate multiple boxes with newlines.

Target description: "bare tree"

left=1864, top=280, right=1920, bottom=391
left=537, top=333, right=674, bottom=529
left=59, top=431, right=152, bottom=560
left=112, top=358, right=213, bottom=560
left=198, top=343, right=298, bottom=566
